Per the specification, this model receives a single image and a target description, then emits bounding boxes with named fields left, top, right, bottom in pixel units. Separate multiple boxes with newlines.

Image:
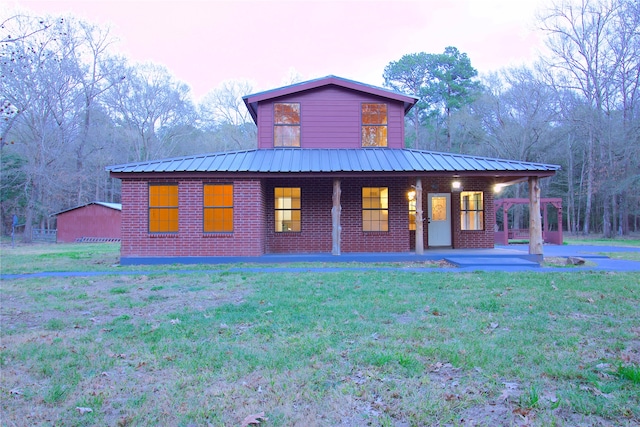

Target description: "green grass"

left=1, top=240, right=639, bottom=425
left=2, top=267, right=639, bottom=426
left=601, top=251, right=640, bottom=261
left=0, top=242, right=121, bottom=274
left=564, top=236, right=640, bottom=247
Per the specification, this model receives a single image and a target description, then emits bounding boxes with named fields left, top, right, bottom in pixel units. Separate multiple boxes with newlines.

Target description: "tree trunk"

left=567, top=135, right=575, bottom=233
left=583, top=128, right=594, bottom=235
left=603, top=194, right=612, bottom=238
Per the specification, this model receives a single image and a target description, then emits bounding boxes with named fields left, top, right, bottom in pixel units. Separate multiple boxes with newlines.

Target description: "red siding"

left=56, top=205, right=121, bottom=243
left=257, top=86, right=405, bottom=149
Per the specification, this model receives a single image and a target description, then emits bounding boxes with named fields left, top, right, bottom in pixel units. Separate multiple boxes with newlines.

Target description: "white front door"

left=428, top=193, right=452, bottom=247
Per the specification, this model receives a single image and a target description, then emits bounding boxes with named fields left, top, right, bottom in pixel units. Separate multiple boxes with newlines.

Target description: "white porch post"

left=415, top=178, right=424, bottom=255
left=332, top=178, right=342, bottom=255
left=528, top=176, right=543, bottom=259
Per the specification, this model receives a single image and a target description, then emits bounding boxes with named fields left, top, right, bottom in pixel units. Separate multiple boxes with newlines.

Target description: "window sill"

left=203, top=233, right=234, bottom=238
left=149, top=233, right=179, bottom=238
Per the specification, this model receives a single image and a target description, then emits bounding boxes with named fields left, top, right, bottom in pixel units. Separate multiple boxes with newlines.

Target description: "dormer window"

left=274, top=103, right=300, bottom=147
left=362, top=103, right=387, bottom=147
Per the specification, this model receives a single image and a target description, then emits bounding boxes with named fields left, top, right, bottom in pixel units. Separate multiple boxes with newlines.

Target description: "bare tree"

left=472, top=67, right=558, bottom=228
left=538, top=0, right=638, bottom=236
left=104, top=63, right=196, bottom=161
left=198, top=80, right=257, bottom=151
left=1, top=16, right=85, bottom=240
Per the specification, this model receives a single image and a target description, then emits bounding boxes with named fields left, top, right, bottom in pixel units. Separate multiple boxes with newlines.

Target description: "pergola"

left=494, top=197, right=563, bottom=246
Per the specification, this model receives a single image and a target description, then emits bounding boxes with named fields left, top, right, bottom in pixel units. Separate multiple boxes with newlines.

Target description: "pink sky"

left=4, top=0, right=549, bottom=101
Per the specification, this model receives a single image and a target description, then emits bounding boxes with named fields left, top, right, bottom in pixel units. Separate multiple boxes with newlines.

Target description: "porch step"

left=444, top=256, right=540, bottom=268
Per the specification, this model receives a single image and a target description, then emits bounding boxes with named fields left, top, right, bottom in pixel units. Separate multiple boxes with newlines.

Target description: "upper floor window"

left=274, top=103, right=300, bottom=147
left=204, top=184, right=233, bottom=232
left=460, top=191, right=484, bottom=230
left=362, top=103, right=387, bottom=147
left=362, top=187, right=388, bottom=231
left=275, top=187, right=301, bottom=232
left=149, top=184, right=178, bottom=233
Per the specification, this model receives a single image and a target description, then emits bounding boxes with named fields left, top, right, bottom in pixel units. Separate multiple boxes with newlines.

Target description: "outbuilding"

left=53, top=202, right=122, bottom=243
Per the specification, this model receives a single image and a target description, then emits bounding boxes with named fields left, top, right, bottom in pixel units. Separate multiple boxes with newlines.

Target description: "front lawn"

left=2, top=266, right=638, bottom=426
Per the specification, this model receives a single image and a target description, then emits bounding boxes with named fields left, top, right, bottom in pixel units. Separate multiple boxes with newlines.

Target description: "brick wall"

left=120, top=178, right=264, bottom=257
left=410, top=176, right=495, bottom=250
left=340, top=177, right=411, bottom=253
left=120, top=175, right=496, bottom=258
left=264, top=178, right=333, bottom=253
left=450, top=177, right=495, bottom=249
left=264, top=177, right=412, bottom=254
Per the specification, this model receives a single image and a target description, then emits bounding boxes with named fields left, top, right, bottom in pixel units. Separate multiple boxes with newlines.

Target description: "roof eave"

left=242, top=75, right=417, bottom=109
left=109, top=169, right=558, bottom=180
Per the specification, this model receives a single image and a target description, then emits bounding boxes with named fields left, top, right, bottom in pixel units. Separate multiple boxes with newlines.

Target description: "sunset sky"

left=3, top=0, right=551, bottom=101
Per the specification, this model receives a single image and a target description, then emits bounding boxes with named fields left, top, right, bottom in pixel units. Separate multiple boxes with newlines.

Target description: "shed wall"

left=57, top=204, right=121, bottom=243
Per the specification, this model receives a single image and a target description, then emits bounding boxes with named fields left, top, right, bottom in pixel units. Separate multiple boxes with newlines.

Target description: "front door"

left=428, top=193, right=452, bottom=247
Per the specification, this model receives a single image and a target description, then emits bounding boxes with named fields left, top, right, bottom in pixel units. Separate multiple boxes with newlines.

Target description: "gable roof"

left=51, top=201, right=122, bottom=217
left=242, top=75, right=418, bottom=123
left=107, top=149, right=559, bottom=178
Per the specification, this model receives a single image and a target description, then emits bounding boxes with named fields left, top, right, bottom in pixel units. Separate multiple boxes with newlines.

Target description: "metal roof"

left=51, top=202, right=122, bottom=217
left=242, top=75, right=418, bottom=123
left=107, top=149, right=560, bottom=176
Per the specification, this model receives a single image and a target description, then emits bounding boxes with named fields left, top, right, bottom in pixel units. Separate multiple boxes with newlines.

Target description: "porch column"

left=528, top=176, right=543, bottom=259
left=415, top=178, right=424, bottom=255
left=332, top=178, right=342, bottom=255
left=502, top=203, right=509, bottom=245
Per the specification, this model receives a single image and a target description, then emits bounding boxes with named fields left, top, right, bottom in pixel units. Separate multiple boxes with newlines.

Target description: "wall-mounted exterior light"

left=452, top=181, right=462, bottom=192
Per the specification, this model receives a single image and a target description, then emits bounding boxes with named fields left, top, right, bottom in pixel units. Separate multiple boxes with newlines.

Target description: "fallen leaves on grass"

left=579, top=385, right=613, bottom=399
left=497, top=382, right=520, bottom=402
left=513, top=407, right=531, bottom=417
left=240, top=412, right=268, bottom=427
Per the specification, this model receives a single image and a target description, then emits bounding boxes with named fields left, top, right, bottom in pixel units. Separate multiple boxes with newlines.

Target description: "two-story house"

left=107, top=76, right=559, bottom=264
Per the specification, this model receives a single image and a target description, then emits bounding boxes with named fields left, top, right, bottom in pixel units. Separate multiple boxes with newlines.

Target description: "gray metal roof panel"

left=453, top=155, right=475, bottom=171
left=106, top=149, right=560, bottom=174
left=373, top=149, right=391, bottom=171
left=424, top=152, right=446, bottom=171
